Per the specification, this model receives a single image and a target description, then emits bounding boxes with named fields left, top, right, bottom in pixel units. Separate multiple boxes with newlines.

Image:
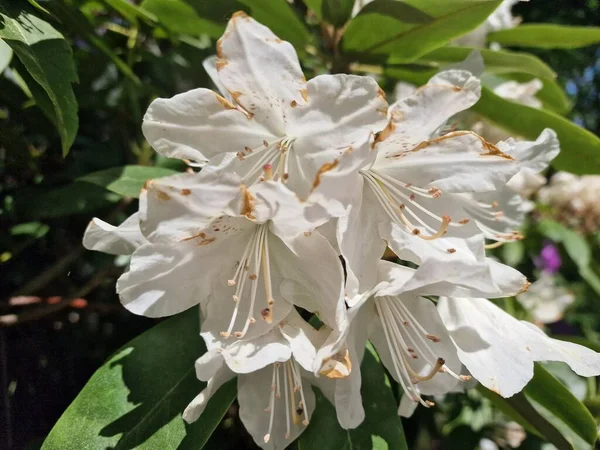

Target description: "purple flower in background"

left=537, top=242, right=562, bottom=274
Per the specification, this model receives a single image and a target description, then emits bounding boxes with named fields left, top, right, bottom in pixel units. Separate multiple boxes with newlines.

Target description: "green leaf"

left=355, top=0, right=433, bottom=23
left=42, top=309, right=237, bottom=450
left=298, top=344, right=409, bottom=450
left=408, top=46, right=556, bottom=80
left=79, top=165, right=178, bottom=198
left=488, top=24, right=600, bottom=49
left=471, top=86, right=600, bottom=175
left=238, top=0, right=311, bottom=49
left=14, top=182, right=121, bottom=219
left=103, top=0, right=158, bottom=25
left=501, top=240, right=525, bottom=267
left=343, top=0, right=502, bottom=62
left=321, top=0, right=355, bottom=27
left=141, top=0, right=243, bottom=39
left=525, top=364, right=597, bottom=449
left=0, top=40, right=13, bottom=74
left=0, top=3, right=78, bottom=155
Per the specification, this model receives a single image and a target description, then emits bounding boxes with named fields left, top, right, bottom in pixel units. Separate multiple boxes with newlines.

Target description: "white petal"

left=183, top=356, right=234, bottom=423
left=438, top=297, right=600, bottom=397
left=221, top=329, right=292, bottom=374
left=142, top=87, right=276, bottom=164
left=286, top=74, right=388, bottom=198
left=194, top=349, right=226, bottom=381
left=117, top=221, right=253, bottom=317
left=273, top=231, right=345, bottom=330
left=251, top=181, right=328, bottom=238
left=83, top=213, right=145, bottom=255
left=202, top=55, right=232, bottom=100
left=238, top=365, right=316, bottom=449
left=398, top=395, right=419, bottom=418
left=338, top=182, right=387, bottom=298
left=375, top=132, right=519, bottom=194
left=507, top=128, right=560, bottom=174
left=279, top=309, right=322, bottom=372
left=385, top=227, right=527, bottom=298
left=378, top=70, right=481, bottom=154
left=216, top=12, right=306, bottom=134
left=139, top=170, right=242, bottom=242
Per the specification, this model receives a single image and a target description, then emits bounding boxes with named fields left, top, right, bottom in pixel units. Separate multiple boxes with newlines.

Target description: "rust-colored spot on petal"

left=156, top=190, right=170, bottom=201
left=319, top=349, right=352, bottom=379
left=300, top=88, right=308, bottom=102
left=180, top=188, right=191, bottom=196
left=229, top=90, right=243, bottom=104
left=231, top=10, right=249, bottom=20
left=216, top=39, right=224, bottom=59
left=198, top=237, right=216, bottom=246
left=518, top=280, right=531, bottom=294
left=240, top=185, right=255, bottom=219
left=216, top=58, right=228, bottom=71
left=377, top=86, right=386, bottom=99
left=215, top=93, right=236, bottom=110
left=312, top=160, right=339, bottom=190
left=372, top=121, right=396, bottom=149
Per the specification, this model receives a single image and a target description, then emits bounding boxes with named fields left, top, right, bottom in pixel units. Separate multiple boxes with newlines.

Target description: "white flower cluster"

left=539, top=172, right=600, bottom=234
left=82, top=13, right=600, bottom=449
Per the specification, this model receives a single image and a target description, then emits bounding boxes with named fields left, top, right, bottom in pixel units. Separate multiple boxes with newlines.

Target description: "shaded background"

left=1, top=0, right=599, bottom=449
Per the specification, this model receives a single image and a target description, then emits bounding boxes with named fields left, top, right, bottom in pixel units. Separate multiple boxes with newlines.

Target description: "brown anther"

left=399, top=203, right=405, bottom=209
left=249, top=274, right=257, bottom=280
left=426, top=334, right=441, bottom=343
left=263, top=140, right=269, bottom=147
left=447, top=248, right=456, bottom=254
left=236, top=152, right=245, bottom=160
left=459, top=218, right=470, bottom=225
left=412, top=229, right=421, bottom=235
left=290, top=100, right=297, bottom=108
left=409, top=194, right=416, bottom=201
left=244, top=146, right=253, bottom=153
left=491, top=201, right=499, bottom=208
left=296, top=407, right=304, bottom=415
left=234, top=331, right=244, bottom=338
left=261, top=308, right=273, bottom=323
left=180, top=188, right=191, bottom=196
left=428, top=187, right=442, bottom=198
left=283, top=173, right=289, bottom=180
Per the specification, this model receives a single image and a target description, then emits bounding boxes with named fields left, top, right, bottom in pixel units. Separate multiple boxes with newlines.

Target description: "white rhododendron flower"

left=312, top=68, right=525, bottom=294
left=517, top=272, right=575, bottom=324
left=184, top=309, right=345, bottom=449
left=438, top=296, right=600, bottom=397
left=142, top=12, right=388, bottom=199
left=316, top=259, right=527, bottom=418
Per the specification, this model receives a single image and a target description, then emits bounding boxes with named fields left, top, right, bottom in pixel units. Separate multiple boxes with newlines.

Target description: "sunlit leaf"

left=42, top=309, right=237, bottom=450
left=488, top=24, right=600, bottom=49
left=79, top=165, right=178, bottom=198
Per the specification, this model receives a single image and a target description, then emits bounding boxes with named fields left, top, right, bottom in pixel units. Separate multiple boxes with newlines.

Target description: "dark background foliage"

left=0, top=0, right=599, bottom=449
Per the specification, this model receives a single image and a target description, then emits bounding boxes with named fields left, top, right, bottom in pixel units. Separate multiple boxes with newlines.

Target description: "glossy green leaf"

left=79, top=165, right=178, bottom=198
left=408, top=46, right=556, bottom=80
left=471, top=86, right=600, bottom=175
left=298, top=344, right=409, bottom=450
left=0, top=40, right=12, bottom=74
left=238, top=0, right=311, bottom=48
left=42, top=309, right=237, bottom=450
left=0, top=3, right=78, bottom=155
left=320, top=0, right=355, bottom=27
left=343, top=0, right=502, bottom=61
left=14, top=182, right=121, bottom=219
left=103, top=0, right=158, bottom=24
left=354, top=0, right=432, bottom=24
left=488, top=24, right=600, bottom=49
left=525, top=364, right=597, bottom=449
left=141, top=0, right=243, bottom=39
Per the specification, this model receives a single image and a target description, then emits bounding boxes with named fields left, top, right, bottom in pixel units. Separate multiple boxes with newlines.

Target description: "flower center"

left=361, top=169, right=469, bottom=240
left=263, top=359, right=310, bottom=443
left=374, top=296, right=470, bottom=408
left=238, top=136, right=296, bottom=186
left=220, top=223, right=274, bottom=339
